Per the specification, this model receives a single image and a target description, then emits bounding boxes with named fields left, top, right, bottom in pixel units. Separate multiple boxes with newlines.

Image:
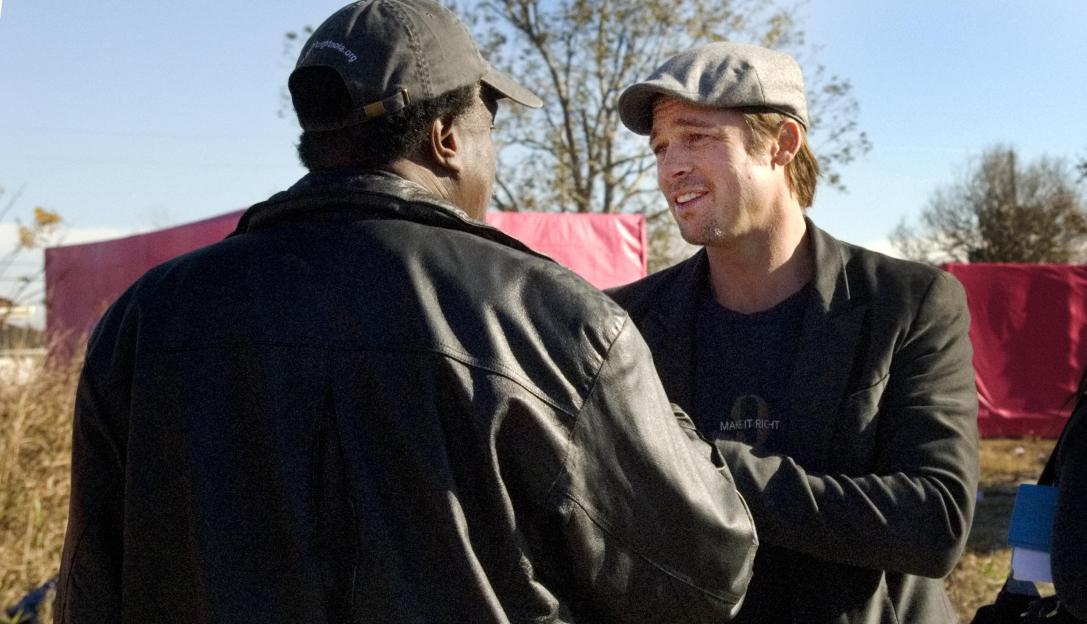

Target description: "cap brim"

left=482, top=64, right=543, bottom=109
left=618, top=83, right=689, bottom=135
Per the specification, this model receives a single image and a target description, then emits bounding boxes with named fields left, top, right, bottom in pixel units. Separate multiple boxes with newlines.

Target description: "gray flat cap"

left=619, top=41, right=808, bottom=135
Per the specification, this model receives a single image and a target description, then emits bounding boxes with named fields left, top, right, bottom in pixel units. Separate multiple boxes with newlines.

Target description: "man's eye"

left=651, top=144, right=666, bottom=156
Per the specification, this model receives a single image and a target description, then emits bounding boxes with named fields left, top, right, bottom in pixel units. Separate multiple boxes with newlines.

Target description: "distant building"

left=0, top=296, right=36, bottom=328
left=0, top=318, right=44, bottom=384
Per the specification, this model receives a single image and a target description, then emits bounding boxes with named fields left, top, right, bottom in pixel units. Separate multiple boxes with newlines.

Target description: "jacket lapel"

left=642, top=251, right=710, bottom=413
left=783, top=221, right=867, bottom=470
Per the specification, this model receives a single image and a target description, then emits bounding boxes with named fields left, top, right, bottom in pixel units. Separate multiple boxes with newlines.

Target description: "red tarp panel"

left=45, top=210, right=245, bottom=348
left=45, top=210, right=646, bottom=351
left=485, top=211, right=646, bottom=290
left=944, top=263, right=1087, bottom=438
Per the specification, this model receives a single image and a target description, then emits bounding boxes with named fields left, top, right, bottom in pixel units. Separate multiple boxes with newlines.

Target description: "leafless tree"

left=892, top=145, right=1087, bottom=264
left=285, top=0, right=871, bottom=268
left=458, top=0, right=868, bottom=216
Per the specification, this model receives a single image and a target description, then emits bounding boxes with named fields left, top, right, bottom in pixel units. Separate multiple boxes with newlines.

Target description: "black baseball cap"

left=289, top=0, right=542, bottom=132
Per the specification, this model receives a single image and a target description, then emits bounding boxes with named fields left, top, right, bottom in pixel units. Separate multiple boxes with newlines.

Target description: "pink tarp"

left=485, top=212, right=646, bottom=290
left=45, top=210, right=646, bottom=350
left=45, top=210, right=246, bottom=348
left=46, top=218, right=1086, bottom=439
left=944, top=263, right=1087, bottom=438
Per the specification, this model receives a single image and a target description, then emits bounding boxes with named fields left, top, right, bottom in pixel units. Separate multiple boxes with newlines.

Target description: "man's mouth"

left=673, top=191, right=706, bottom=208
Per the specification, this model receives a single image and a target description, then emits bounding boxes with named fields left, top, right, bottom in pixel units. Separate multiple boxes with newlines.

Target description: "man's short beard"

left=679, top=222, right=727, bottom=247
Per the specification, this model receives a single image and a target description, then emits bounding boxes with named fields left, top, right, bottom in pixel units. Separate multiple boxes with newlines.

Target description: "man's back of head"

left=287, top=0, right=540, bottom=219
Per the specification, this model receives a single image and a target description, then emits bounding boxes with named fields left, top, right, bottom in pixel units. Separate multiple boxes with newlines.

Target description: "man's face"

left=649, top=97, right=778, bottom=247
left=452, top=90, right=498, bottom=220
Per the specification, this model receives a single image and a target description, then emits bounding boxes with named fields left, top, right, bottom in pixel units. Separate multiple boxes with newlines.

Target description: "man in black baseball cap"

left=56, top=2, right=758, bottom=621
left=287, top=0, right=542, bottom=221
left=609, top=41, right=978, bottom=624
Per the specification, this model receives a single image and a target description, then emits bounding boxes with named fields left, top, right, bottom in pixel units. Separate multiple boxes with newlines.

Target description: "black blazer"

left=610, top=220, right=980, bottom=624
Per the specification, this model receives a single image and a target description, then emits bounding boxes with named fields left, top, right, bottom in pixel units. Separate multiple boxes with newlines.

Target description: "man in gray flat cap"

left=610, top=41, right=979, bottom=623
left=55, top=5, right=757, bottom=621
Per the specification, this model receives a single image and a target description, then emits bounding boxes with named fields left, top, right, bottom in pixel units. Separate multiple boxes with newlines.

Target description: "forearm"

left=716, top=440, right=973, bottom=577
left=715, top=270, right=978, bottom=578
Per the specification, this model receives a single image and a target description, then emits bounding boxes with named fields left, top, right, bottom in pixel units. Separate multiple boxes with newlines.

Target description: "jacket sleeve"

left=54, top=370, right=127, bottom=621
left=545, top=318, right=757, bottom=622
left=1051, top=401, right=1087, bottom=620
left=714, top=271, right=978, bottom=578
left=53, top=300, right=134, bottom=622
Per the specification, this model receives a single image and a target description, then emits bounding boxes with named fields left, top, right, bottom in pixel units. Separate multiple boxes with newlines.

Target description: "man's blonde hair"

left=742, top=112, right=819, bottom=208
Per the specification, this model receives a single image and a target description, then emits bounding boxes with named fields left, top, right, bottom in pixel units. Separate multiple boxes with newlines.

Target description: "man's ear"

left=771, top=119, right=803, bottom=167
left=427, top=114, right=463, bottom=174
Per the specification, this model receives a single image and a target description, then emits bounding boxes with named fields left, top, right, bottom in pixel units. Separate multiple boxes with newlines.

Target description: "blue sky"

left=802, top=1, right=1087, bottom=249
left=2, top=0, right=1087, bottom=320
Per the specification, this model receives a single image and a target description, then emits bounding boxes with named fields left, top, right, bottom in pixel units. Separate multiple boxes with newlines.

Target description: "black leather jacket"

left=56, top=171, right=756, bottom=623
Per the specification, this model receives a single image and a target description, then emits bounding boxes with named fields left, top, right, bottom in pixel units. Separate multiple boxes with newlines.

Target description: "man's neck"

left=705, top=212, right=813, bottom=314
left=383, top=160, right=446, bottom=198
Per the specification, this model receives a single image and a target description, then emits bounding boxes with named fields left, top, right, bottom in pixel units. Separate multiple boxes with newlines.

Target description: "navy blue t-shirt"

left=692, top=283, right=810, bottom=450
left=692, top=282, right=811, bottom=623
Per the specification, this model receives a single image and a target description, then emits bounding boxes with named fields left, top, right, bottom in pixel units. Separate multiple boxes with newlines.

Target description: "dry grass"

left=0, top=352, right=79, bottom=623
left=0, top=358, right=1063, bottom=622
left=946, top=437, right=1057, bottom=621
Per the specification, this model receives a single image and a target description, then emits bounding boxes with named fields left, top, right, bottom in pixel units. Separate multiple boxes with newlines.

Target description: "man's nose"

left=658, top=147, right=691, bottom=180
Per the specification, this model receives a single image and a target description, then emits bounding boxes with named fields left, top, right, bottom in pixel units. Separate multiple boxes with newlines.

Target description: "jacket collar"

left=785, top=218, right=866, bottom=468
left=808, top=215, right=854, bottom=316
left=231, top=169, right=545, bottom=260
left=646, top=215, right=857, bottom=339
left=636, top=249, right=707, bottom=411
